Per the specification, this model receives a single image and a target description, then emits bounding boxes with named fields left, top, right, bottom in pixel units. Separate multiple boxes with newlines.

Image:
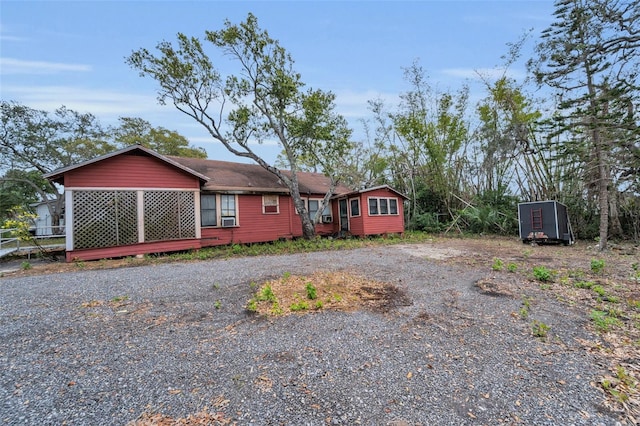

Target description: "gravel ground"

left=0, top=245, right=620, bottom=425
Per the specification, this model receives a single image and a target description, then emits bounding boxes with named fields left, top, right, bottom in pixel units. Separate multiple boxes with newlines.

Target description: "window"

left=368, top=198, right=378, bottom=215
left=350, top=198, right=360, bottom=217
left=201, top=194, right=217, bottom=227
left=200, top=194, right=238, bottom=227
left=263, top=195, right=279, bottom=214
left=298, top=199, right=331, bottom=221
left=368, top=197, right=399, bottom=216
left=220, top=194, right=236, bottom=224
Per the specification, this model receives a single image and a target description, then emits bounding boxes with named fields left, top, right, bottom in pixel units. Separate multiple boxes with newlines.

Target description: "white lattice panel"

left=73, top=191, right=138, bottom=249
left=143, top=191, right=196, bottom=242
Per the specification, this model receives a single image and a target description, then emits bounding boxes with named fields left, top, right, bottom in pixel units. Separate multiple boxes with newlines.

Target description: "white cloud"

left=0, top=57, right=92, bottom=74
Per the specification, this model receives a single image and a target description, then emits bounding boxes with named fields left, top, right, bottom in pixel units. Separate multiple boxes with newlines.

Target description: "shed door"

left=339, top=199, right=349, bottom=231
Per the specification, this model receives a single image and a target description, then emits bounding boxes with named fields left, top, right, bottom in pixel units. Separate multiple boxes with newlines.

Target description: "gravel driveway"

left=0, top=245, right=619, bottom=425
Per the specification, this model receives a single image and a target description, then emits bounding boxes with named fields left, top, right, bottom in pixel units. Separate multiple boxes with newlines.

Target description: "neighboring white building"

left=30, top=201, right=64, bottom=236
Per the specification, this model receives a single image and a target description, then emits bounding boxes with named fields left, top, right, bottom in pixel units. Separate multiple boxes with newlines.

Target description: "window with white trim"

left=368, top=197, right=399, bottom=215
left=262, top=195, right=279, bottom=214
left=297, top=199, right=331, bottom=221
left=200, top=193, right=238, bottom=227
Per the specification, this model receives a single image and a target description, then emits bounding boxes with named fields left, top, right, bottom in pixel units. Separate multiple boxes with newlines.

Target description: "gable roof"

left=44, top=144, right=210, bottom=184
left=44, top=144, right=352, bottom=196
left=168, top=155, right=352, bottom=195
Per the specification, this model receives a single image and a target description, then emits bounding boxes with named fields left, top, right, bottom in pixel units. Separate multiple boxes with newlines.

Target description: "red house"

left=45, top=145, right=407, bottom=262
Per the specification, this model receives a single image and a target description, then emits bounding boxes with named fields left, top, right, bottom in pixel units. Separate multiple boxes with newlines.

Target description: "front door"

left=339, top=199, right=349, bottom=231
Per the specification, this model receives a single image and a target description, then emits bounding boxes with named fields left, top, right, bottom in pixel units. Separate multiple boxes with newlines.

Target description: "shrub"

left=491, top=258, right=504, bottom=271
left=591, top=259, right=605, bottom=274
left=533, top=266, right=553, bottom=282
left=305, top=282, right=317, bottom=300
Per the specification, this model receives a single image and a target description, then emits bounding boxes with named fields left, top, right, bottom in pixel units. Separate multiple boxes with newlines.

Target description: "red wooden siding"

left=66, top=239, right=201, bottom=262
left=347, top=197, right=365, bottom=236
left=64, top=153, right=201, bottom=189
left=361, top=188, right=405, bottom=236
left=199, top=195, right=338, bottom=247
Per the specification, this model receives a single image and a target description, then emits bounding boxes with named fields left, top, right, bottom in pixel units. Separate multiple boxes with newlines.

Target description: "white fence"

left=0, top=227, right=66, bottom=258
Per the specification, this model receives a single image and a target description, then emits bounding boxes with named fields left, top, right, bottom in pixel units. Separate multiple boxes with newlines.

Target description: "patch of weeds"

left=491, top=258, right=504, bottom=271
left=110, top=295, right=129, bottom=303
left=533, top=266, right=553, bottom=282
left=231, top=244, right=243, bottom=255
left=282, top=271, right=291, bottom=281
left=74, top=260, right=86, bottom=269
left=540, top=283, right=551, bottom=290
left=507, top=262, right=518, bottom=273
left=604, top=295, right=620, bottom=304
left=519, top=296, right=531, bottom=319
left=270, top=301, right=283, bottom=315
left=290, top=299, right=309, bottom=312
left=592, top=285, right=606, bottom=297
left=628, top=299, right=640, bottom=310
left=305, top=282, right=317, bottom=300
left=522, top=249, right=532, bottom=258
left=590, top=310, right=623, bottom=332
left=574, top=280, right=594, bottom=289
left=212, top=282, right=220, bottom=290
left=568, top=269, right=585, bottom=279
left=590, top=258, right=605, bottom=274
left=246, top=299, right=258, bottom=312
left=249, top=281, right=257, bottom=289
left=258, top=285, right=277, bottom=302
left=314, top=300, right=323, bottom=310
left=332, top=293, right=343, bottom=302
left=214, top=300, right=221, bottom=310
left=531, top=320, right=550, bottom=339
left=632, top=263, right=640, bottom=282
left=20, top=261, right=32, bottom=270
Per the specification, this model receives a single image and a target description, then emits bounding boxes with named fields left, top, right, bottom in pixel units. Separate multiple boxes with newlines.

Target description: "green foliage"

left=20, top=261, right=32, bottom=271
left=531, top=320, right=550, bottom=339
left=411, top=212, right=443, bottom=233
left=592, top=285, right=606, bottom=297
left=574, top=280, right=594, bottom=289
left=491, top=258, right=504, bottom=271
left=591, top=310, right=623, bottom=332
left=290, top=299, right=309, bottom=312
left=532, top=266, right=553, bottom=282
left=305, top=282, right=317, bottom=300
left=590, top=259, right=605, bottom=274
left=282, top=271, right=291, bottom=281
left=257, top=285, right=277, bottom=302
left=507, top=262, right=518, bottom=273
left=214, top=300, right=221, bottom=310
left=112, top=117, right=206, bottom=158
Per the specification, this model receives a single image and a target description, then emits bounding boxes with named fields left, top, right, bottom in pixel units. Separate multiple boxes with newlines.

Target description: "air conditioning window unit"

left=322, top=215, right=333, bottom=223
left=221, top=217, right=236, bottom=227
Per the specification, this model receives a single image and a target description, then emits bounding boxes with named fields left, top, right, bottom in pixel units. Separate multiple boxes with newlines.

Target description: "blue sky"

left=1, top=1, right=555, bottom=163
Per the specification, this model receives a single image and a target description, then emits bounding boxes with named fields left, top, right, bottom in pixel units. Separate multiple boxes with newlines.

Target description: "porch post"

left=65, top=190, right=73, bottom=251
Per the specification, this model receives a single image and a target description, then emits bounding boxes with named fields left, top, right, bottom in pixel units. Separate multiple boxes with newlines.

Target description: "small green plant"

left=282, top=271, right=291, bottom=280
left=533, top=266, right=553, bottom=282
left=491, top=258, right=504, bottom=271
left=507, top=262, right=518, bottom=273
left=531, top=320, right=550, bottom=339
left=110, top=295, right=129, bottom=303
left=592, top=285, right=606, bottom=297
left=212, top=282, right=221, bottom=290
left=246, top=299, right=258, bottom=312
left=314, top=300, right=323, bottom=309
left=519, top=296, right=531, bottom=319
left=290, top=300, right=309, bottom=311
left=214, top=300, right=221, bottom=310
left=332, top=293, right=343, bottom=302
left=20, top=261, right=32, bottom=270
left=258, top=285, right=277, bottom=302
left=270, top=301, right=283, bottom=315
left=590, top=310, right=623, bottom=332
left=574, top=280, right=594, bottom=289
left=250, top=281, right=257, bottom=289
left=590, top=258, right=605, bottom=274
left=305, top=282, right=317, bottom=300
left=74, top=260, right=86, bottom=269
